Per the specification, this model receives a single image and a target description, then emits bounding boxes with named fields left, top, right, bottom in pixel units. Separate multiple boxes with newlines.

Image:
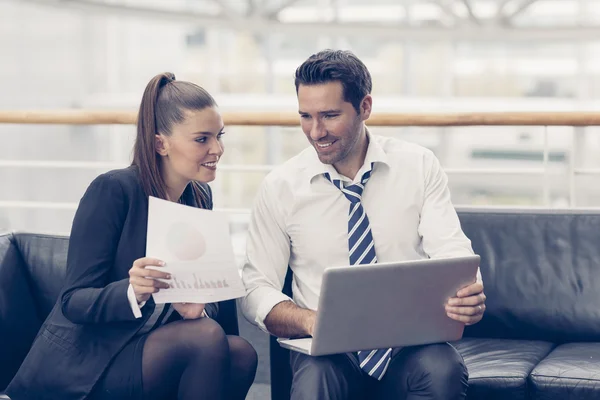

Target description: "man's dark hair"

left=294, top=49, right=372, bottom=113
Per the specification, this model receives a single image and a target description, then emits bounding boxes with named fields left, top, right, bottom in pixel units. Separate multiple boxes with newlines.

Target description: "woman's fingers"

left=129, top=258, right=171, bottom=298
left=129, top=267, right=171, bottom=280
left=133, top=257, right=165, bottom=268
left=130, top=276, right=170, bottom=289
left=132, top=285, right=160, bottom=295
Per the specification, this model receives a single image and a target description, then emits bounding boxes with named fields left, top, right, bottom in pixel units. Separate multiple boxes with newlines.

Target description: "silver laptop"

left=278, top=255, right=480, bottom=356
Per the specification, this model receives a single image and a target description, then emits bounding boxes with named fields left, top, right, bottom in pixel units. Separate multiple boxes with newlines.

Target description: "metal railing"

left=1, top=110, right=600, bottom=126
left=1, top=110, right=600, bottom=215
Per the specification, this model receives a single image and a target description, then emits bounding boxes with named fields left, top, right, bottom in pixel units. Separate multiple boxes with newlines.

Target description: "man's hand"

left=173, top=303, right=206, bottom=320
left=304, top=310, right=317, bottom=337
left=445, top=281, right=486, bottom=325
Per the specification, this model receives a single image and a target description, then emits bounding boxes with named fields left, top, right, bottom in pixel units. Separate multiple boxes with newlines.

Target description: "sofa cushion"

left=14, top=232, right=69, bottom=319
left=0, top=233, right=42, bottom=390
left=458, top=209, right=600, bottom=343
left=453, top=337, right=555, bottom=400
left=529, top=343, right=600, bottom=400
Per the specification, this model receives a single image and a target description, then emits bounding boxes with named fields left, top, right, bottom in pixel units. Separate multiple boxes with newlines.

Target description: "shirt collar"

left=307, top=128, right=389, bottom=184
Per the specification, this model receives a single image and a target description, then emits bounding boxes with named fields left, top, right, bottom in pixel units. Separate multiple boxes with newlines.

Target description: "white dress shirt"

left=127, top=284, right=176, bottom=335
left=128, top=284, right=145, bottom=318
left=241, top=132, right=477, bottom=332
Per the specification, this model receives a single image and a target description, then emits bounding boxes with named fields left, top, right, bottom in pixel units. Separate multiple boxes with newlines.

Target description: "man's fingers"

left=447, top=312, right=469, bottom=323
left=456, top=282, right=484, bottom=298
left=447, top=293, right=486, bottom=306
left=445, top=304, right=485, bottom=317
left=447, top=313, right=481, bottom=325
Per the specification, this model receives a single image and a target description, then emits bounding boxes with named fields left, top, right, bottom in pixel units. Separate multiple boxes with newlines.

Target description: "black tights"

left=142, top=318, right=258, bottom=400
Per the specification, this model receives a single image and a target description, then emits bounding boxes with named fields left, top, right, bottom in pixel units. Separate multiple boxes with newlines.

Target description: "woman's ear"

left=155, top=134, right=169, bottom=156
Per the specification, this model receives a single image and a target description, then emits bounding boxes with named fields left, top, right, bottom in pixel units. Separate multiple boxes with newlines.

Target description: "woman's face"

left=156, top=107, right=225, bottom=185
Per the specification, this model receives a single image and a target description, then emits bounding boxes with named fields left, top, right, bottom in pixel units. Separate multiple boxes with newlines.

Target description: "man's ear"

left=155, top=134, right=168, bottom=156
left=360, top=95, right=373, bottom=121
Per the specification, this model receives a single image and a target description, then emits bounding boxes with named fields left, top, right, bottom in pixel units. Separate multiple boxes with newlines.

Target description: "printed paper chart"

left=146, top=196, right=246, bottom=304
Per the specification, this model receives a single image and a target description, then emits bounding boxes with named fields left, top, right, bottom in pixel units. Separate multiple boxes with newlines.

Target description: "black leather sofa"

left=4, top=208, right=600, bottom=400
left=269, top=208, right=600, bottom=400
left=0, top=231, right=239, bottom=399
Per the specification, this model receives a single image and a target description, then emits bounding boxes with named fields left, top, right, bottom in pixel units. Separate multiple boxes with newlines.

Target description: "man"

left=241, top=49, right=486, bottom=400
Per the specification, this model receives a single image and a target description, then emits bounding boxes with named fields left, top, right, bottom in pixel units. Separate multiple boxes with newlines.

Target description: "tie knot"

left=324, top=168, right=373, bottom=204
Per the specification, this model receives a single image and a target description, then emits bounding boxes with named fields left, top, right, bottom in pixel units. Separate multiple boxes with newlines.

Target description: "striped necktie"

left=324, top=166, right=393, bottom=380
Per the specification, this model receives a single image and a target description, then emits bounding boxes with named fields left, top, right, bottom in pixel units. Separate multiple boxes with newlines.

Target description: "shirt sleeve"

left=418, top=151, right=482, bottom=282
left=127, top=283, right=146, bottom=319
left=241, top=176, right=294, bottom=333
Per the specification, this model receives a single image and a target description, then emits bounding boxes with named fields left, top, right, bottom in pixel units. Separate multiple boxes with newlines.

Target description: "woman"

left=6, top=72, right=258, bottom=400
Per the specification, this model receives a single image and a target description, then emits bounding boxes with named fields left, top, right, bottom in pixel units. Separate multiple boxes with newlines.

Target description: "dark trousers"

left=290, top=343, right=468, bottom=400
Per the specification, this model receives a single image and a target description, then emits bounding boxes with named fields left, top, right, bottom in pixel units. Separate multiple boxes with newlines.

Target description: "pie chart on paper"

left=166, top=221, right=207, bottom=261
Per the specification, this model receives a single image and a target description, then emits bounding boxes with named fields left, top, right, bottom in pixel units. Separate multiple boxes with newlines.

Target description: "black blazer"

left=7, top=166, right=220, bottom=400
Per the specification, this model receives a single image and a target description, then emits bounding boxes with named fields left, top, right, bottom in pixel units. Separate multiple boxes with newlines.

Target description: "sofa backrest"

left=14, top=233, right=70, bottom=319
left=0, top=232, right=63, bottom=389
left=459, top=208, right=600, bottom=343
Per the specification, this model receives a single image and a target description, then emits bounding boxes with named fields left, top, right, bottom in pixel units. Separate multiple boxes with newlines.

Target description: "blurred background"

left=1, top=0, right=600, bottom=264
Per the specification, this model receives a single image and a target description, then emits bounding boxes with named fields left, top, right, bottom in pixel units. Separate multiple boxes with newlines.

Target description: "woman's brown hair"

left=132, top=72, right=216, bottom=206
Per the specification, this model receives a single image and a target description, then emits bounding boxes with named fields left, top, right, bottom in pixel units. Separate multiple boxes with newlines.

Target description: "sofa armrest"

left=216, top=299, right=239, bottom=336
left=0, top=233, right=42, bottom=390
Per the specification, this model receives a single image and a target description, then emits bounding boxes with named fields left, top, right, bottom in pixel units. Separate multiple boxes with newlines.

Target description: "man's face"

left=297, top=81, right=370, bottom=167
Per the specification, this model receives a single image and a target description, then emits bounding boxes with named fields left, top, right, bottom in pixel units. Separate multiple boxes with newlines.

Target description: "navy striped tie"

left=324, top=167, right=392, bottom=380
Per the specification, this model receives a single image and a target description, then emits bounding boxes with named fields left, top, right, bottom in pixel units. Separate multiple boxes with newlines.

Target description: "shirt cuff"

left=127, top=283, right=146, bottom=319
left=255, top=291, right=294, bottom=333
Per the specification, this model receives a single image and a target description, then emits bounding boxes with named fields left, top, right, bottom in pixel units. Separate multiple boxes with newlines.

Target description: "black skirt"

left=88, top=333, right=148, bottom=400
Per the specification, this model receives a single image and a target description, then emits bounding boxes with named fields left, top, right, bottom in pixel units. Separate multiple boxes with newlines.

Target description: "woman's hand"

left=173, top=303, right=206, bottom=320
left=128, top=257, right=171, bottom=303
